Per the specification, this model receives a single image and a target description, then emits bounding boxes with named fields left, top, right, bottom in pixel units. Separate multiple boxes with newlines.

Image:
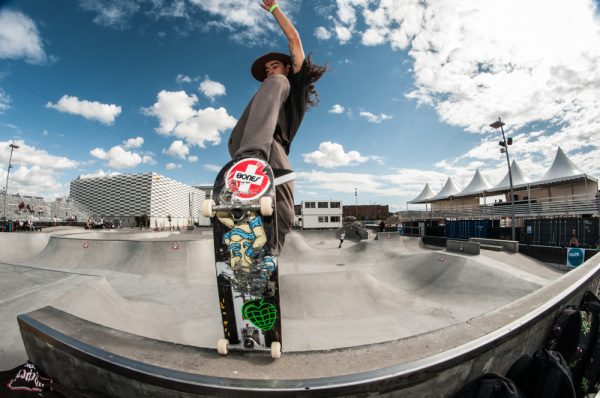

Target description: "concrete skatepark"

left=3, top=227, right=600, bottom=396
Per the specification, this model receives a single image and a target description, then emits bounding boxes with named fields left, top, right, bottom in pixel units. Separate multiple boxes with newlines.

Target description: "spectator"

left=569, top=229, right=579, bottom=247
left=379, top=220, right=385, bottom=232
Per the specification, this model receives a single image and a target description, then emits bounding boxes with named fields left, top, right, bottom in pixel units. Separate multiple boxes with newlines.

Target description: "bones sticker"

left=225, top=158, right=271, bottom=201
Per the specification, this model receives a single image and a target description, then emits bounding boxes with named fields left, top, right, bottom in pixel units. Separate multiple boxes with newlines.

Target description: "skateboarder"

left=338, top=231, right=345, bottom=248
left=227, top=0, right=327, bottom=254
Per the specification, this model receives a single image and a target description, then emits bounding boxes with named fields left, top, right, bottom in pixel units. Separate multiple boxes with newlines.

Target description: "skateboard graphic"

left=203, top=157, right=282, bottom=358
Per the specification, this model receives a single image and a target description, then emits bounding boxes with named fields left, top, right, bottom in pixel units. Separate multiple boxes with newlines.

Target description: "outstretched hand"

left=259, top=0, right=277, bottom=12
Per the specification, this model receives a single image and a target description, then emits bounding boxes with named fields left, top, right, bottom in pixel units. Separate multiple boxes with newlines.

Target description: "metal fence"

left=403, top=192, right=600, bottom=221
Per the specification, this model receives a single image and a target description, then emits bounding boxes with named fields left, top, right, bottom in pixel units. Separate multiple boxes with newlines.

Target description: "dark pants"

left=228, top=75, right=294, bottom=254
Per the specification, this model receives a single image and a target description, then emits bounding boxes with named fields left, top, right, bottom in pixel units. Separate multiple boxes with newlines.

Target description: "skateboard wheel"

left=217, top=339, right=229, bottom=355
left=270, top=341, right=282, bottom=359
left=202, top=199, right=216, bottom=217
left=259, top=196, right=273, bottom=217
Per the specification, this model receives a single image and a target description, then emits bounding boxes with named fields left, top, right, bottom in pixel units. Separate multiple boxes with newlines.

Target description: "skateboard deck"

left=203, top=157, right=282, bottom=358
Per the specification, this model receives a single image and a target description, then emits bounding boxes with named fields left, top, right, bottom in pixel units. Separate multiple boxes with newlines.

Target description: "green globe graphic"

left=242, top=299, right=277, bottom=331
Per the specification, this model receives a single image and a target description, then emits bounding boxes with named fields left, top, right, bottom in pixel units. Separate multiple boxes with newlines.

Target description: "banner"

left=567, top=247, right=585, bottom=268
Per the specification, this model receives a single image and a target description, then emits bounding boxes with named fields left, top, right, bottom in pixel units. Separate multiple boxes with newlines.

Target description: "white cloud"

left=294, top=167, right=450, bottom=208
left=80, top=169, right=122, bottom=179
left=46, top=95, right=122, bottom=125
left=187, top=0, right=288, bottom=44
left=359, top=111, right=391, bottom=123
left=335, top=24, right=353, bottom=43
left=162, top=140, right=189, bottom=159
left=329, top=104, right=345, bottom=114
left=77, top=0, right=141, bottom=30
left=122, top=136, right=144, bottom=148
left=327, top=0, right=600, bottom=182
left=142, top=155, right=156, bottom=165
left=143, top=90, right=237, bottom=148
left=315, top=26, right=332, bottom=40
left=0, top=140, right=78, bottom=198
left=188, top=155, right=198, bottom=162
left=0, top=88, right=9, bottom=113
left=205, top=164, right=221, bottom=172
left=0, top=9, right=47, bottom=64
left=302, top=142, right=370, bottom=168
left=90, top=145, right=142, bottom=169
left=199, top=76, right=226, bottom=100
left=0, top=140, right=77, bottom=170
left=176, top=74, right=192, bottom=84
left=165, top=162, right=181, bottom=170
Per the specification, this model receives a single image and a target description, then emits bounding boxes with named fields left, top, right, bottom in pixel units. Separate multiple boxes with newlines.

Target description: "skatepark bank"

left=2, top=228, right=599, bottom=396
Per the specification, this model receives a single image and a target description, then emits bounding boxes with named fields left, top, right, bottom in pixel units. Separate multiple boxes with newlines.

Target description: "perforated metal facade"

left=69, top=173, right=205, bottom=227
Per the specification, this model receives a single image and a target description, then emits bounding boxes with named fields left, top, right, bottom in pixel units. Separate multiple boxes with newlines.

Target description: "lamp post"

left=3, top=143, right=20, bottom=221
left=354, top=187, right=358, bottom=220
left=490, top=118, right=516, bottom=241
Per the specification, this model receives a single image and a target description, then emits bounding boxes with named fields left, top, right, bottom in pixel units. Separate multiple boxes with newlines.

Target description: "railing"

left=404, top=193, right=600, bottom=220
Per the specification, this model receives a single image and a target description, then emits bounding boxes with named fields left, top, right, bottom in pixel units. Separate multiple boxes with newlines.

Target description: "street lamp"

left=490, top=118, right=516, bottom=241
left=354, top=187, right=358, bottom=220
left=3, top=143, right=20, bottom=221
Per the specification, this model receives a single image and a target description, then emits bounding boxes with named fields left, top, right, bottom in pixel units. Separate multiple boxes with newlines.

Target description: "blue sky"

left=1, top=0, right=600, bottom=211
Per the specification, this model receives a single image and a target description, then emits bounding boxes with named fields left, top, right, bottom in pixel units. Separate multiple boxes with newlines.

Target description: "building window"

left=331, top=216, right=340, bottom=223
left=318, top=216, right=329, bottom=223
left=304, top=202, right=315, bottom=208
left=318, top=202, right=328, bottom=208
left=330, top=202, right=341, bottom=208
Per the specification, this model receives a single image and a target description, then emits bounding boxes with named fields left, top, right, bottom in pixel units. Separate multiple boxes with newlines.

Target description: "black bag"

left=546, top=290, right=600, bottom=396
left=506, top=348, right=575, bottom=398
left=453, top=373, right=525, bottom=398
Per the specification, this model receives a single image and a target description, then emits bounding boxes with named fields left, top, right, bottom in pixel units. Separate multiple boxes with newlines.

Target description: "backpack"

left=546, top=290, right=600, bottom=396
left=506, top=348, right=575, bottom=398
left=0, top=361, right=63, bottom=397
left=453, top=373, right=525, bottom=398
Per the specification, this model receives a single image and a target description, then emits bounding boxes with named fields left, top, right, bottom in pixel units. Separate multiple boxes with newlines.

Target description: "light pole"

left=354, top=187, right=358, bottom=220
left=490, top=118, right=516, bottom=241
left=3, top=143, right=20, bottom=221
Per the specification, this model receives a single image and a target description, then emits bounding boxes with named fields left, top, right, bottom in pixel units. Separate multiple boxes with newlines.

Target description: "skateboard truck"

left=202, top=197, right=273, bottom=218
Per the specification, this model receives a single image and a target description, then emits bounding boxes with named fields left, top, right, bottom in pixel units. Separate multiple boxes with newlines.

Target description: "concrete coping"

left=469, top=238, right=519, bottom=253
left=447, top=239, right=480, bottom=255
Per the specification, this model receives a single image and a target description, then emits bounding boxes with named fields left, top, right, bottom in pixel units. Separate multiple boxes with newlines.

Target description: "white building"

left=300, top=200, right=343, bottom=229
left=70, top=173, right=205, bottom=228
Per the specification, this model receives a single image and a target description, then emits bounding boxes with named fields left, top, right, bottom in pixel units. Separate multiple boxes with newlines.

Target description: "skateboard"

left=203, top=157, right=282, bottom=358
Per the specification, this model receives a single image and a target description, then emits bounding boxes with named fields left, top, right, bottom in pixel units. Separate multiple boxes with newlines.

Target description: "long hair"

left=304, top=54, right=328, bottom=109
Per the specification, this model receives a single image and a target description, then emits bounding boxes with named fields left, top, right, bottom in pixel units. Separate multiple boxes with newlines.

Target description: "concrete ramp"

left=20, top=235, right=215, bottom=279
left=52, top=278, right=222, bottom=347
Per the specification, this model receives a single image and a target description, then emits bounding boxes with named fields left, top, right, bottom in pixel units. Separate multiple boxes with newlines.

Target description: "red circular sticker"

left=225, top=158, right=271, bottom=201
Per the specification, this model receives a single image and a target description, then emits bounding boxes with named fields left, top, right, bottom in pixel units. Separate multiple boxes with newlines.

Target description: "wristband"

left=269, top=3, right=279, bottom=13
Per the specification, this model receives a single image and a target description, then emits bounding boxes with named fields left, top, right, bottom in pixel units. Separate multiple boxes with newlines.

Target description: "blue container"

left=446, top=220, right=490, bottom=240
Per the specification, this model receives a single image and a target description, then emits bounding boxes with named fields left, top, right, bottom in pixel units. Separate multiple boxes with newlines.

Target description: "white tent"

left=455, top=170, right=493, bottom=198
left=488, top=160, right=532, bottom=193
left=408, top=183, right=436, bottom=204
left=428, top=177, right=461, bottom=201
left=536, top=147, right=592, bottom=185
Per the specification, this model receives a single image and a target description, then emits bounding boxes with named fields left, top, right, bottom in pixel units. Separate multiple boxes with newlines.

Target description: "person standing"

left=569, top=229, right=579, bottom=247
left=227, top=0, right=327, bottom=254
left=338, top=231, right=345, bottom=249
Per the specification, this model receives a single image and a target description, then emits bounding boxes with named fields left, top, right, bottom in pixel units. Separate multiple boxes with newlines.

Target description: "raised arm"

left=260, top=0, right=305, bottom=73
